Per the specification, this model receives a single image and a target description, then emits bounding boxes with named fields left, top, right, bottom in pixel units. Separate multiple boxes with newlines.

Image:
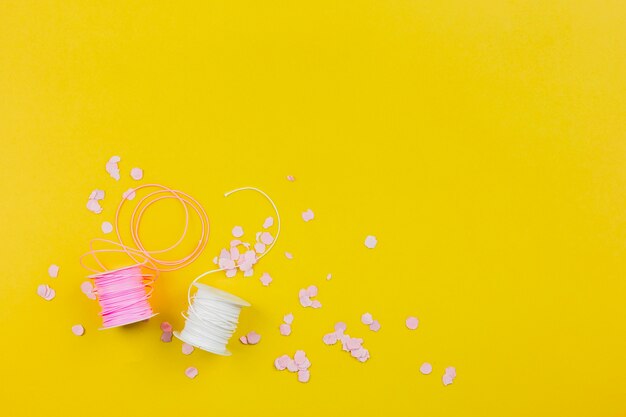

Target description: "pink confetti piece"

left=406, top=316, right=419, bottom=330
left=442, top=374, right=454, bottom=386
left=323, top=333, right=338, bottom=345
left=232, top=226, right=244, bottom=238
left=37, top=284, right=55, bottom=301
left=364, top=235, right=378, bottom=249
left=182, top=343, right=194, bottom=355
left=306, top=285, right=318, bottom=297
left=286, top=359, right=298, bottom=373
left=420, top=362, right=432, bottom=375
left=297, top=369, right=310, bottom=383
left=302, top=209, right=315, bottom=222
left=161, top=331, right=173, bottom=343
left=346, top=338, right=362, bottom=351
left=160, top=322, right=173, bottom=332
left=89, top=189, right=105, bottom=200
left=326, top=273, right=332, bottom=280
left=279, top=323, right=292, bottom=336
left=274, top=355, right=290, bottom=370
left=311, top=300, right=322, bottom=309
left=299, top=296, right=312, bottom=308
left=285, top=251, right=293, bottom=259
left=80, top=281, right=96, bottom=300
left=239, top=335, right=248, bottom=344
left=130, top=167, right=143, bottom=180
left=48, top=264, right=59, bottom=278
left=254, top=242, right=266, bottom=253
left=260, top=272, right=272, bottom=286
left=246, top=331, right=261, bottom=345
left=361, top=313, right=374, bottom=325
left=260, top=232, right=274, bottom=245
left=101, top=221, right=113, bottom=234
left=106, top=156, right=121, bottom=180
left=225, top=268, right=237, bottom=278
left=122, top=188, right=136, bottom=201
left=334, top=322, right=347, bottom=333
left=86, top=199, right=103, bottom=214
left=185, top=367, right=199, bottom=379
left=445, top=367, right=456, bottom=378
left=294, top=350, right=306, bottom=364
left=283, top=313, right=294, bottom=324
left=71, top=324, right=85, bottom=336
left=263, top=216, right=274, bottom=229
left=369, top=320, right=381, bottom=332
left=287, top=175, right=295, bottom=182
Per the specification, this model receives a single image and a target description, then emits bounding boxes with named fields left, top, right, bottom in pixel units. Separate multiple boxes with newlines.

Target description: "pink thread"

left=81, top=184, right=209, bottom=329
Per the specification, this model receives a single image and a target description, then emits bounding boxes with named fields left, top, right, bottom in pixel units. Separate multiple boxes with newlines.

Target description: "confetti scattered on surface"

left=323, top=322, right=370, bottom=363
left=244, top=331, right=261, bottom=345
left=80, top=281, right=96, bottom=300
left=185, top=367, right=198, bottom=379
left=86, top=189, right=105, bottom=214
left=286, top=175, right=295, bottom=182
left=406, top=316, right=419, bottom=330
left=239, top=335, right=248, bottom=344
left=106, top=156, right=121, bottom=180
left=260, top=272, right=272, bottom=286
left=71, top=324, right=85, bottom=336
left=285, top=252, right=293, bottom=259
left=122, top=188, right=136, bottom=201
left=420, top=362, right=432, bottom=375
left=274, top=350, right=311, bottom=383
left=284, top=313, right=294, bottom=324
left=280, top=323, right=292, bottom=336
left=302, top=209, right=315, bottom=222
left=364, top=235, right=378, bottom=249
left=37, top=284, right=55, bottom=301
left=369, top=320, right=381, bottom=332
left=263, top=216, right=274, bottom=229
left=213, top=222, right=278, bottom=278
left=442, top=367, right=457, bottom=386
left=48, top=264, right=59, bottom=278
left=182, top=343, right=194, bottom=355
left=299, top=285, right=322, bottom=308
left=130, top=167, right=143, bottom=180
left=161, top=322, right=173, bottom=342
left=361, top=312, right=374, bottom=325
left=101, top=221, right=113, bottom=234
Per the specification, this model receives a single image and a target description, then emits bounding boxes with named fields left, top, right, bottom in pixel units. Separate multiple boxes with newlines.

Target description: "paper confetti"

left=232, top=226, right=244, bottom=238
left=323, top=322, right=370, bottom=363
left=260, top=272, right=272, bottom=286
left=130, top=167, right=143, bottom=180
left=106, top=156, right=121, bottom=180
left=364, top=235, right=378, bottom=249
left=420, top=362, right=432, bottom=375
left=71, top=325, right=85, bottom=336
left=406, top=316, right=419, bottom=330
left=274, top=350, right=311, bottom=383
left=185, top=367, right=199, bottom=379
left=302, top=209, right=315, bottom=222
left=48, top=264, right=59, bottom=278
left=182, top=343, right=194, bottom=355
left=101, top=221, right=113, bottom=234
left=299, top=286, right=322, bottom=309
left=37, top=284, right=55, bottom=301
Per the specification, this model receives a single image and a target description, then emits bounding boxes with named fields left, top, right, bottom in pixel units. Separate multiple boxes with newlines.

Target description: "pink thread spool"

left=81, top=184, right=209, bottom=329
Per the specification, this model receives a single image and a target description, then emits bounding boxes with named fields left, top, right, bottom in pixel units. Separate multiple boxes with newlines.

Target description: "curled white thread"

left=175, top=187, right=280, bottom=354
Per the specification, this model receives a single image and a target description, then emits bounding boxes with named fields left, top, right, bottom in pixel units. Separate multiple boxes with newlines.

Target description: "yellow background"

left=1, top=1, right=625, bottom=416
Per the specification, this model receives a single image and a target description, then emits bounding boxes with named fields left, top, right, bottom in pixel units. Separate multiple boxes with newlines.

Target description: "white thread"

left=175, top=187, right=280, bottom=354
left=174, top=283, right=250, bottom=355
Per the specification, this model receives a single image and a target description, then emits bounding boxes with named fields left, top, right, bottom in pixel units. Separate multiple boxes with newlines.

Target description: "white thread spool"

left=174, top=283, right=250, bottom=355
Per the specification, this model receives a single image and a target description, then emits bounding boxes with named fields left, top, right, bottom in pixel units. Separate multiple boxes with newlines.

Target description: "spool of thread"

left=81, top=184, right=209, bottom=329
left=175, top=186, right=280, bottom=354
left=174, top=283, right=250, bottom=355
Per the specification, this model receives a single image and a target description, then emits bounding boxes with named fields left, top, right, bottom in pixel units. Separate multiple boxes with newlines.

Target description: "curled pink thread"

left=81, top=184, right=209, bottom=329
